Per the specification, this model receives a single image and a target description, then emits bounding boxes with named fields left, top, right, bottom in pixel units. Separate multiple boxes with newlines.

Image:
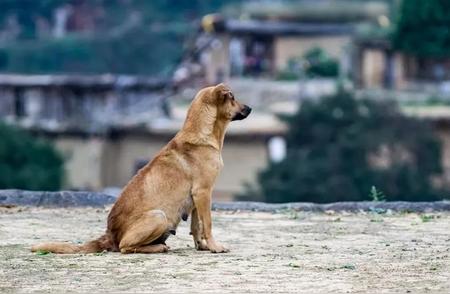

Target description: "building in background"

left=354, top=35, right=450, bottom=95
left=196, top=0, right=389, bottom=84
left=0, top=74, right=170, bottom=131
left=3, top=0, right=450, bottom=200
left=0, top=74, right=286, bottom=200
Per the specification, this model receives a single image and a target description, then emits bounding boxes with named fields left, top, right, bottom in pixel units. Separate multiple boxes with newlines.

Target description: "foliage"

left=0, top=0, right=239, bottom=39
left=275, top=69, right=300, bottom=81
left=0, top=29, right=184, bottom=75
left=369, top=186, right=386, bottom=201
left=0, top=0, right=66, bottom=39
left=241, top=90, right=445, bottom=203
left=35, top=250, right=51, bottom=256
left=304, top=48, right=339, bottom=78
left=0, top=36, right=93, bottom=74
left=0, top=122, right=64, bottom=190
left=276, top=47, right=339, bottom=80
left=0, top=0, right=240, bottom=74
left=420, top=214, right=437, bottom=223
left=392, top=0, right=450, bottom=57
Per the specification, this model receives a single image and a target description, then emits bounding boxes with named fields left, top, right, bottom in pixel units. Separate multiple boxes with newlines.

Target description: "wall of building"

left=361, top=49, right=385, bottom=88
left=203, top=35, right=230, bottom=85
left=54, top=137, right=104, bottom=190
left=393, top=53, right=406, bottom=90
left=51, top=134, right=268, bottom=200
left=0, top=76, right=168, bottom=132
left=101, top=135, right=168, bottom=188
left=359, top=49, right=407, bottom=89
left=274, top=35, right=351, bottom=71
left=218, top=140, right=267, bottom=193
left=41, top=122, right=450, bottom=200
left=436, top=127, right=450, bottom=187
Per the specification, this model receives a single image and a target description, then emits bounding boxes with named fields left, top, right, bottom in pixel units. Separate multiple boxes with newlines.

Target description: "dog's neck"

left=212, top=117, right=229, bottom=150
left=178, top=102, right=228, bottom=151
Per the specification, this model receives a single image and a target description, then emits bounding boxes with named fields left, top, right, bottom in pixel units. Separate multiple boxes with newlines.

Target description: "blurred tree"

left=0, top=0, right=66, bottom=39
left=92, top=28, right=184, bottom=75
left=0, top=123, right=64, bottom=190
left=0, top=30, right=183, bottom=75
left=0, top=0, right=241, bottom=74
left=393, top=0, right=450, bottom=57
left=241, top=91, right=445, bottom=203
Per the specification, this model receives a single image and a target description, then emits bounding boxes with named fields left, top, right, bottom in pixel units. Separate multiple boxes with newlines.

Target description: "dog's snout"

left=231, top=104, right=252, bottom=121
left=243, top=105, right=252, bottom=115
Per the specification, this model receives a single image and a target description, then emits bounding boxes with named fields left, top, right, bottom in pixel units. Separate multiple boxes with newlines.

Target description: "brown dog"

left=31, top=83, right=251, bottom=254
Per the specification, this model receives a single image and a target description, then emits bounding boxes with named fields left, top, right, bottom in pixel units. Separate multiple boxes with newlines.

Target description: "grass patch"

left=370, top=186, right=386, bottom=202
left=340, top=264, right=356, bottom=270
left=370, top=217, right=384, bottom=223
left=94, top=250, right=107, bottom=256
left=420, top=214, right=440, bottom=223
left=35, top=250, right=51, bottom=256
left=326, top=264, right=356, bottom=271
left=287, top=262, right=301, bottom=268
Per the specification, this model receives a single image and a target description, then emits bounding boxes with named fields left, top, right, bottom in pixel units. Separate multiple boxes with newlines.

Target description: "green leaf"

left=36, top=250, right=51, bottom=256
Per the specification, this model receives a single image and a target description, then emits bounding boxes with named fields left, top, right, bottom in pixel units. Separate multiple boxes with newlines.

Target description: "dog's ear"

left=213, top=83, right=231, bottom=102
left=215, top=83, right=227, bottom=88
left=214, top=83, right=229, bottom=93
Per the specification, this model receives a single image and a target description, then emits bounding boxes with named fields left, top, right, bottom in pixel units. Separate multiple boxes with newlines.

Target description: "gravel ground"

left=0, top=206, right=449, bottom=293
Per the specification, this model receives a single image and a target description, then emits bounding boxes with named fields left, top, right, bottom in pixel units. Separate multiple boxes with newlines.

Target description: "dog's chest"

left=163, top=196, right=193, bottom=238
left=179, top=195, right=194, bottom=222
left=208, top=154, right=224, bottom=175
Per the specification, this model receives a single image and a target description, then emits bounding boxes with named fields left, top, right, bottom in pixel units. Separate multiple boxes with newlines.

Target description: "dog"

left=31, top=83, right=251, bottom=254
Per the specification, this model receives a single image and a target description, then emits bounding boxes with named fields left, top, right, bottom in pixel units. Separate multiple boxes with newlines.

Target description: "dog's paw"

left=161, top=244, right=170, bottom=252
left=195, top=239, right=209, bottom=251
left=208, top=242, right=229, bottom=254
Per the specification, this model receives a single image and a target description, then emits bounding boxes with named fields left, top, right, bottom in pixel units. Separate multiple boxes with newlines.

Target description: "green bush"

left=304, top=47, right=339, bottom=78
left=240, top=90, right=445, bottom=203
left=276, top=47, right=339, bottom=80
left=275, top=69, right=300, bottom=81
left=0, top=123, right=64, bottom=190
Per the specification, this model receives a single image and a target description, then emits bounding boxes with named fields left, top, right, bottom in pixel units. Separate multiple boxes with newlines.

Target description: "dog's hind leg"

left=120, top=243, right=169, bottom=254
left=119, top=210, right=169, bottom=254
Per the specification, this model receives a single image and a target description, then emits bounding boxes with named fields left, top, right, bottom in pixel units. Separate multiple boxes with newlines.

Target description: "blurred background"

left=1, top=0, right=449, bottom=203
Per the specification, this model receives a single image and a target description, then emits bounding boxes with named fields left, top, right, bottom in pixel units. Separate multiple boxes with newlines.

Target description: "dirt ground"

left=0, top=206, right=449, bottom=293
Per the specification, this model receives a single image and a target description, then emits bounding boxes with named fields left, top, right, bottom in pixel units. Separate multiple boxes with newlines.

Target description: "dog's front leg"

left=191, top=208, right=208, bottom=250
left=192, top=187, right=229, bottom=253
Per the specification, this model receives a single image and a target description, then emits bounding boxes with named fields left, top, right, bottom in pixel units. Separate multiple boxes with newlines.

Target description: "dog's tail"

left=31, top=234, right=113, bottom=254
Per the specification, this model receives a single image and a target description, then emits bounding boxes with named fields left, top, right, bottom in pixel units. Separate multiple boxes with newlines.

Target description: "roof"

left=241, top=0, right=389, bottom=23
left=0, top=74, right=170, bottom=90
left=223, top=19, right=354, bottom=36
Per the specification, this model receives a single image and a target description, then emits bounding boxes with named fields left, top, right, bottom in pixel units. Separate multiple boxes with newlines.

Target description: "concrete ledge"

left=1, top=190, right=450, bottom=212
left=212, top=201, right=450, bottom=212
left=0, top=190, right=116, bottom=207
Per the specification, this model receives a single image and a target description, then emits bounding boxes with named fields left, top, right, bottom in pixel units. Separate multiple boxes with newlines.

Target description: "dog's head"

left=207, top=83, right=252, bottom=122
left=183, top=84, right=251, bottom=145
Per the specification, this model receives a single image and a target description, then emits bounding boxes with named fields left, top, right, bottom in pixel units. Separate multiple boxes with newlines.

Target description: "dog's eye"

left=221, top=91, right=234, bottom=103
